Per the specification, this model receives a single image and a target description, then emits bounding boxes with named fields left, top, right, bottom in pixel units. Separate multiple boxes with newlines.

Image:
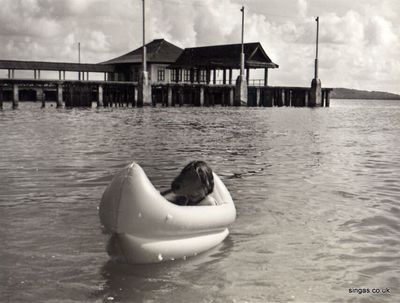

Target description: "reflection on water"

left=0, top=99, right=399, bottom=302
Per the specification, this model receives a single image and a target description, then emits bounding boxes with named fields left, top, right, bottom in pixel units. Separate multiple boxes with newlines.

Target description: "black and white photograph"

left=0, top=0, right=399, bottom=302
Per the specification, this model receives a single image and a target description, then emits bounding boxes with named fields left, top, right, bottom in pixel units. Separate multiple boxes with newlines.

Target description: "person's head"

left=171, top=161, right=214, bottom=201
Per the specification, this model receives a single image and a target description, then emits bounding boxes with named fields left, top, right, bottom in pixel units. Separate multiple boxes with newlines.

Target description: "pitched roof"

left=101, top=39, right=183, bottom=65
left=169, top=42, right=279, bottom=69
left=0, top=60, right=114, bottom=72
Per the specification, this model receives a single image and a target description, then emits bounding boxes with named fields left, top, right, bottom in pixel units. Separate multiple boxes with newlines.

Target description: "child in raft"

left=162, top=161, right=218, bottom=206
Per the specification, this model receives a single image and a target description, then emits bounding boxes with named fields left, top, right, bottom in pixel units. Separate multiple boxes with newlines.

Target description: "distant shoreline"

left=331, top=88, right=400, bottom=100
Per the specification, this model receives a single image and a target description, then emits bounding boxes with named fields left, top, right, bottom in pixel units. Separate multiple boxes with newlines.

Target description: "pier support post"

left=304, top=90, right=309, bottom=107
left=137, top=71, right=151, bottom=107
left=325, top=90, right=330, bottom=107
left=167, top=86, right=172, bottom=107
left=56, top=83, right=63, bottom=108
left=234, top=75, right=247, bottom=106
left=256, top=88, right=261, bottom=107
left=229, top=87, right=234, bottom=106
left=97, top=84, right=104, bottom=108
left=12, top=84, right=19, bottom=109
left=0, top=86, right=3, bottom=110
left=199, top=86, right=204, bottom=106
left=229, top=69, right=232, bottom=85
left=321, top=90, right=326, bottom=107
left=178, top=88, right=184, bottom=106
left=37, top=88, right=45, bottom=108
left=309, top=79, right=322, bottom=107
left=280, top=89, right=285, bottom=107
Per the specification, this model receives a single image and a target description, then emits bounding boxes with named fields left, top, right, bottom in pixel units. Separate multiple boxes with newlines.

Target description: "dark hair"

left=179, top=161, right=214, bottom=195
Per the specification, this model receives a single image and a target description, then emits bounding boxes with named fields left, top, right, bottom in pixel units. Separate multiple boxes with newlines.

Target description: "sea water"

left=0, top=100, right=399, bottom=302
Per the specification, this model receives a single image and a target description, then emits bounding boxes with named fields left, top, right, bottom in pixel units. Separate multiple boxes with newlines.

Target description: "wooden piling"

left=0, top=85, right=3, bottom=109
left=166, top=86, right=171, bottom=107
left=39, top=88, right=45, bottom=108
left=229, top=87, right=234, bottom=106
left=199, top=86, right=204, bottom=106
left=325, top=90, right=331, bottom=107
left=57, top=83, right=63, bottom=108
left=179, top=88, right=184, bottom=106
left=97, top=84, right=104, bottom=107
left=256, top=88, right=261, bottom=107
left=12, top=84, right=19, bottom=109
left=304, top=90, right=309, bottom=107
left=269, top=89, right=275, bottom=107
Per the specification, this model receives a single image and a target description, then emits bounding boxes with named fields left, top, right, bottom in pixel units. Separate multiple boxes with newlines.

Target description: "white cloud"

left=0, top=0, right=398, bottom=93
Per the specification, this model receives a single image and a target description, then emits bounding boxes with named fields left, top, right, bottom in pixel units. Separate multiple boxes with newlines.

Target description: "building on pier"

left=101, top=39, right=183, bottom=83
left=168, top=42, right=278, bottom=86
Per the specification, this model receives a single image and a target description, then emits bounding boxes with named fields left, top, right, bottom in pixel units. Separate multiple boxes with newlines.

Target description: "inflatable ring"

left=99, top=162, right=236, bottom=264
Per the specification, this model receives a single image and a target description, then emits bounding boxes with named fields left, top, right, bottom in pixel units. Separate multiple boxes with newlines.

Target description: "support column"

left=178, top=88, right=184, bottom=106
left=246, top=68, right=250, bottom=85
left=199, top=86, right=204, bottom=106
left=37, top=88, right=45, bottom=108
left=212, top=69, right=216, bottom=85
left=86, top=72, right=89, bottom=81
left=304, top=90, right=309, bottom=107
left=12, top=84, right=19, bottom=109
left=0, top=86, right=3, bottom=110
left=97, top=84, right=103, bottom=108
left=234, top=52, right=247, bottom=106
left=326, top=90, right=331, bottom=107
left=37, top=70, right=40, bottom=79
left=104, top=73, right=107, bottom=81
left=264, top=68, right=268, bottom=86
left=59, top=71, right=62, bottom=80
left=280, top=89, right=285, bottom=107
left=309, top=79, right=322, bottom=107
left=167, top=86, right=172, bottom=107
left=138, top=72, right=151, bottom=106
left=256, top=88, right=261, bottom=107
left=229, top=87, right=234, bottom=106
left=34, top=70, right=37, bottom=80
left=63, top=71, right=66, bottom=80
left=8, top=69, right=11, bottom=79
left=229, top=69, right=232, bottom=85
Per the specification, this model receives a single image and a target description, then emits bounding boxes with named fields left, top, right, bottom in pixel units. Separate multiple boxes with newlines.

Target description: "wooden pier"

left=0, top=39, right=333, bottom=110
left=0, top=78, right=331, bottom=109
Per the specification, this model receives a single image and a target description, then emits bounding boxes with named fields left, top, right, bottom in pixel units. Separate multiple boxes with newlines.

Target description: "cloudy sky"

left=0, top=0, right=399, bottom=93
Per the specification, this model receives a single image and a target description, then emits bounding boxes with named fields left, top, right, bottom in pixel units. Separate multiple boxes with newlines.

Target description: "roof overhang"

left=0, top=60, right=114, bottom=73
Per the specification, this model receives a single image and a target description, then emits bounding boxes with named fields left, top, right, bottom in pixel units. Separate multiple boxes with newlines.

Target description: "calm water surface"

left=1, top=100, right=399, bottom=303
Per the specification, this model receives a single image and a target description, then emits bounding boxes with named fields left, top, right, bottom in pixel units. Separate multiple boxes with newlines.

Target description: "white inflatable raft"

left=99, top=162, right=236, bottom=264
